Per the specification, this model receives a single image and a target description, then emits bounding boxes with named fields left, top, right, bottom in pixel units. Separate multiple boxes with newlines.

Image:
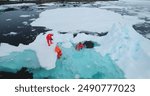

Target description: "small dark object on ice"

left=83, top=41, right=94, bottom=48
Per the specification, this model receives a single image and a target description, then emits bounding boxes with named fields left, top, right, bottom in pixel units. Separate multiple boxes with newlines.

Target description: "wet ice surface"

left=0, top=50, right=40, bottom=71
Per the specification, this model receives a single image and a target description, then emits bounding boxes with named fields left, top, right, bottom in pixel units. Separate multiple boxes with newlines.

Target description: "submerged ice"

left=0, top=50, right=40, bottom=72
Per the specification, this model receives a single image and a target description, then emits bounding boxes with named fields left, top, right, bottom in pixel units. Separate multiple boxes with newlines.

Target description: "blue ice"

left=0, top=50, right=40, bottom=72
left=0, top=47, right=125, bottom=79
left=33, top=47, right=125, bottom=79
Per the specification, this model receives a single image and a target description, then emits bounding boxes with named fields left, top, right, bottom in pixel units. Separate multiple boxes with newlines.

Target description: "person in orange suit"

left=55, top=45, right=62, bottom=59
left=76, top=42, right=84, bottom=51
left=46, top=33, right=53, bottom=46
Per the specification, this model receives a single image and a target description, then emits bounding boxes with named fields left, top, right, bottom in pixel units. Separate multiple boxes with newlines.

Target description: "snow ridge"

left=99, top=22, right=150, bottom=78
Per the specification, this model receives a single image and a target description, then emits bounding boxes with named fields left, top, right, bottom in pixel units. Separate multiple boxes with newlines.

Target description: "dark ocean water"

left=0, top=4, right=53, bottom=46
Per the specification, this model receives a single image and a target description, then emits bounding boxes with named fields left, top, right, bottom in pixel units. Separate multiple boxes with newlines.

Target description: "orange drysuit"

left=46, top=34, right=53, bottom=46
left=76, top=42, right=84, bottom=51
left=55, top=46, right=62, bottom=59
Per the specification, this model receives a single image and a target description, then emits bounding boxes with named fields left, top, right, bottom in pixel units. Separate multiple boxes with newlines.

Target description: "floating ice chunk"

left=0, top=6, right=7, bottom=10
left=31, top=29, right=36, bottom=31
left=6, top=19, right=12, bottom=21
left=99, top=23, right=150, bottom=78
left=29, top=18, right=36, bottom=21
left=3, top=32, right=17, bottom=36
left=20, top=15, right=31, bottom=18
left=22, top=21, right=28, bottom=25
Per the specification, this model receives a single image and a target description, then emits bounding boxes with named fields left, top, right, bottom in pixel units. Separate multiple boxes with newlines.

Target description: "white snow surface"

left=22, top=21, right=28, bottom=25
left=6, top=19, right=12, bottom=21
left=31, top=8, right=124, bottom=32
left=9, top=32, right=17, bottom=35
left=97, top=23, right=150, bottom=78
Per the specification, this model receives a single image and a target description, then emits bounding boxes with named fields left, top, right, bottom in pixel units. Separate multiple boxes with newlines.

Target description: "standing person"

left=55, top=45, right=62, bottom=59
left=46, top=33, right=53, bottom=46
